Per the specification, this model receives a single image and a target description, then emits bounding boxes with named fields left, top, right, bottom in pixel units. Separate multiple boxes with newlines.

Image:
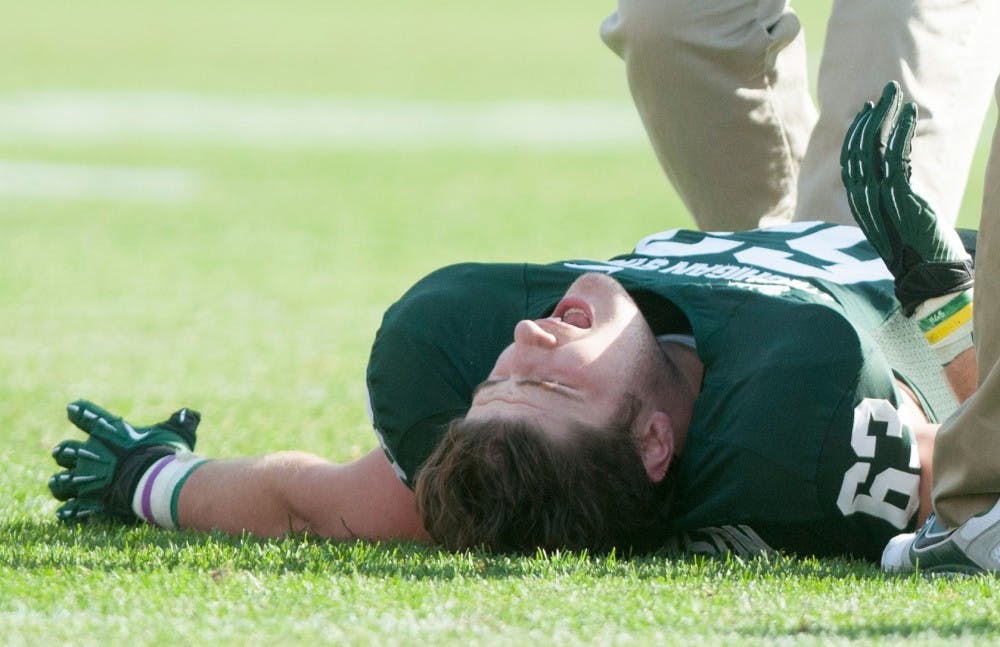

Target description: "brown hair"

left=414, top=401, right=674, bottom=554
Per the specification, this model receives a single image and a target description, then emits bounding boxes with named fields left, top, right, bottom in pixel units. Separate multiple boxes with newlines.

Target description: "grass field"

left=2, top=1, right=999, bottom=644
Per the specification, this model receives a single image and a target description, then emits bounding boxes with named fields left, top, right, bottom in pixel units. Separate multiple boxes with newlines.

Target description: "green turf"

left=2, top=1, right=999, bottom=644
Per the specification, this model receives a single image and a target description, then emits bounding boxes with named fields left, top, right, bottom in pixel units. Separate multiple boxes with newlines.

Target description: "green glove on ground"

left=48, top=400, right=199, bottom=523
left=840, top=81, right=973, bottom=315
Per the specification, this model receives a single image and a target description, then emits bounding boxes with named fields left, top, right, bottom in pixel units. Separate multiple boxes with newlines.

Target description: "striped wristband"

left=912, top=289, right=974, bottom=365
left=131, top=452, right=208, bottom=529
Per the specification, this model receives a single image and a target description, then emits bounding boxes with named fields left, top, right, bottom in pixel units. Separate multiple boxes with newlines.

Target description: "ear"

left=638, top=410, right=674, bottom=483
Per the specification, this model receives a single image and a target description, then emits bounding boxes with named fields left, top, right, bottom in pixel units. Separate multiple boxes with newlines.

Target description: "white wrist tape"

left=913, top=289, right=974, bottom=365
left=131, top=452, right=207, bottom=529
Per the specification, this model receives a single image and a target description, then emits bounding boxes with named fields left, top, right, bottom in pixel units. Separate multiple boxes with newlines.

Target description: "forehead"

left=468, top=379, right=595, bottom=425
left=466, top=378, right=635, bottom=434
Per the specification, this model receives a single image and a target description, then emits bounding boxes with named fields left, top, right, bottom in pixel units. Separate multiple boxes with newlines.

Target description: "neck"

left=660, top=341, right=703, bottom=400
left=655, top=341, right=704, bottom=454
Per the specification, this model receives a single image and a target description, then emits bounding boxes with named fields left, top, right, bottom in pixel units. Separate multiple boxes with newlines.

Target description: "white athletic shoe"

left=882, top=498, right=1000, bottom=574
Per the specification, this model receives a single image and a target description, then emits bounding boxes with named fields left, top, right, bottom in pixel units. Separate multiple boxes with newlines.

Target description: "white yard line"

left=0, top=92, right=645, bottom=202
left=0, top=160, right=199, bottom=203
left=0, top=91, right=647, bottom=150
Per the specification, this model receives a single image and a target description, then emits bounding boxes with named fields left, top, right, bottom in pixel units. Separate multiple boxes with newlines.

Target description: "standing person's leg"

left=601, top=0, right=816, bottom=230
left=796, top=0, right=1000, bottom=226
left=932, top=78, right=1000, bottom=529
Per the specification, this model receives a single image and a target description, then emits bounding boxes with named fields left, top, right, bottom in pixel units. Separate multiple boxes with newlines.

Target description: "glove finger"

left=48, top=463, right=109, bottom=500
left=841, top=101, right=873, bottom=176
left=880, top=102, right=919, bottom=239
left=160, top=408, right=201, bottom=450
left=851, top=111, right=879, bottom=226
left=861, top=81, right=902, bottom=180
left=844, top=109, right=883, bottom=238
left=884, top=102, right=918, bottom=180
left=55, top=498, right=105, bottom=523
left=873, top=82, right=903, bottom=148
left=851, top=107, right=877, bottom=183
left=860, top=181, right=883, bottom=236
left=49, top=469, right=78, bottom=500
left=67, top=400, right=125, bottom=439
left=51, top=439, right=103, bottom=469
left=867, top=85, right=907, bottom=258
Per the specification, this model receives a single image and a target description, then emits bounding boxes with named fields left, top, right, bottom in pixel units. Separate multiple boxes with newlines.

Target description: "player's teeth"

left=561, top=307, right=591, bottom=327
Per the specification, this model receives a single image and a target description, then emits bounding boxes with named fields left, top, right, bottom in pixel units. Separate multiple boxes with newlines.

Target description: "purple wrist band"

left=140, top=454, right=177, bottom=523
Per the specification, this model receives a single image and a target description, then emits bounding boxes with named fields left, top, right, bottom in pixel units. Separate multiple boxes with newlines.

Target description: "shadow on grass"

left=736, top=618, right=1000, bottom=641
left=0, top=518, right=900, bottom=582
left=6, top=521, right=998, bottom=640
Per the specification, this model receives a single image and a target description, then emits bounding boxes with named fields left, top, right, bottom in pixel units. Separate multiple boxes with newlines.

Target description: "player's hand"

left=840, top=81, right=973, bottom=315
left=48, top=400, right=199, bottom=523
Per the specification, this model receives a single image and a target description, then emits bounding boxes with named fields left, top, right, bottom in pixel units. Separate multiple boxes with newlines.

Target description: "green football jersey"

left=365, top=222, right=938, bottom=560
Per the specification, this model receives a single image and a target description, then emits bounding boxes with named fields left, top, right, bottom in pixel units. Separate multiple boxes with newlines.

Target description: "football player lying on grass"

left=48, top=85, right=975, bottom=562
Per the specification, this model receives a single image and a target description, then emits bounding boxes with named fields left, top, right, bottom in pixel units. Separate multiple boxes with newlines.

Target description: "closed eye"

left=473, top=378, right=583, bottom=401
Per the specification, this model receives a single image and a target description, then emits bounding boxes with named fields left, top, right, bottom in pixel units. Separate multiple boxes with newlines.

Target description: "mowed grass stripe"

left=0, top=92, right=647, bottom=150
left=0, top=160, right=199, bottom=203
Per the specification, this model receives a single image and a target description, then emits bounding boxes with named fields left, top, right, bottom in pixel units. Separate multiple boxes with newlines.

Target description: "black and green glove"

left=840, top=81, right=973, bottom=315
left=48, top=400, right=199, bottom=523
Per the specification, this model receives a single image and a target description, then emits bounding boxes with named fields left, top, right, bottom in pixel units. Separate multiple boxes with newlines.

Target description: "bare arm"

left=944, top=347, right=977, bottom=403
left=896, top=382, right=941, bottom=525
left=906, top=348, right=975, bottom=523
left=898, top=347, right=977, bottom=525
left=176, top=448, right=429, bottom=541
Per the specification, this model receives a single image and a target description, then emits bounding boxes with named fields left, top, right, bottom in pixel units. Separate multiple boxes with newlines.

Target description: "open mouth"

left=550, top=297, right=593, bottom=329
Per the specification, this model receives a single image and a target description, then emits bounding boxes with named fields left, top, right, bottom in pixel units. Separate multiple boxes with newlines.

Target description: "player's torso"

left=367, top=222, right=919, bottom=559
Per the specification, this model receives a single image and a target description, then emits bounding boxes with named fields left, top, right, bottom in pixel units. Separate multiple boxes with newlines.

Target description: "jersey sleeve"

left=365, top=262, right=574, bottom=486
left=366, top=263, right=511, bottom=485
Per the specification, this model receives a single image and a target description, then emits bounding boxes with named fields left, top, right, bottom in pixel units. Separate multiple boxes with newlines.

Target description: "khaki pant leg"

left=795, top=0, right=1000, bottom=226
left=601, top=0, right=816, bottom=231
left=933, top=78, right=1000, bottom=528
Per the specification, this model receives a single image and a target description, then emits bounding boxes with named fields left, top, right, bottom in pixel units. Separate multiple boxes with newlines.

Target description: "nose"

left=513, top=319, right=558, bottom=349
left=489, top=319, right=560, bottom=380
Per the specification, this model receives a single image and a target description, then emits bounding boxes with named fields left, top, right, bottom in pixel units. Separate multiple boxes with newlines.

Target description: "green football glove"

left=840, top=81, right=973, bottom=315
left=48, top=400, right=199, bottom=523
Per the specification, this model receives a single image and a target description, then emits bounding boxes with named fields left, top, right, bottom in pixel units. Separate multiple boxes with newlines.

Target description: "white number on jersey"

left=633, top=222, right=891, bottom=286
left=836, top=398, right=920, bottom=529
